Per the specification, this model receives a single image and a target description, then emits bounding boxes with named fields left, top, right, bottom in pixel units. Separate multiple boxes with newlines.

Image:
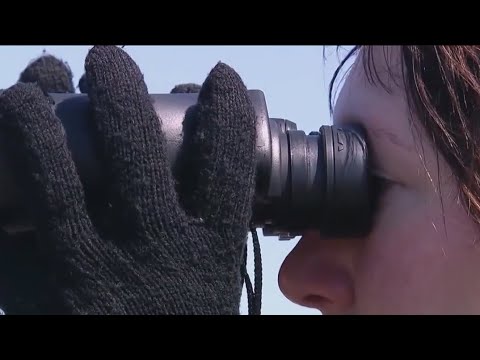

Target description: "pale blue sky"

left=0, top=45, right=354, bottom=315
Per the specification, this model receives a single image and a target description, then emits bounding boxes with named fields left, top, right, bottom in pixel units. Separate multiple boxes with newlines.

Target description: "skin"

left=278, top=46, right=480, bottom=314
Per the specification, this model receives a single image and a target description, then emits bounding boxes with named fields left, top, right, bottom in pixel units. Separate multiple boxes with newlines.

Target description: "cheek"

left=353, top=186, right=480, bottom=314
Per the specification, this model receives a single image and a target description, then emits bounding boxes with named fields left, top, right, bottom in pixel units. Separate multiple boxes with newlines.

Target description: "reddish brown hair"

left=329, top=46, right=480, bottom=225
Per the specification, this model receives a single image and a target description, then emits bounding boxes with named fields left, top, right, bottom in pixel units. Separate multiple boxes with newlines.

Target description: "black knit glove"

left=18, top=53, right=75, bottom=93
left=79, top=73, right=202, bottom=95
left=0, top=45, right=257, bottom=315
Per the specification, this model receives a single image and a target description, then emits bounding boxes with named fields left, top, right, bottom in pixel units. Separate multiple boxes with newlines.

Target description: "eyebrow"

left=351, top=113, right=411, bottom=148
left=368, top=128, right=414, bottom=153
left=336, top=112, right=415, bottom=155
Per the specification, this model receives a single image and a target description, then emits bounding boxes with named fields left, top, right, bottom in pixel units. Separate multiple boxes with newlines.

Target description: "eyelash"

left=373, top=175, right=393, bottom=193
left=370, top=174, right=394, bottom=209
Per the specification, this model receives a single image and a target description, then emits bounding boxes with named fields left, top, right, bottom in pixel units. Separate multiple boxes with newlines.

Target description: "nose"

left=278, top=231, right=356, bottom=314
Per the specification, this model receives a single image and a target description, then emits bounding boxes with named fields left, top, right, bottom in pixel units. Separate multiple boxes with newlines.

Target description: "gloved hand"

left=17, top=52, right=75, bottom=93
left=0, top=45, right=257, bottom=314
left=78, top=72, right=202, bottom=94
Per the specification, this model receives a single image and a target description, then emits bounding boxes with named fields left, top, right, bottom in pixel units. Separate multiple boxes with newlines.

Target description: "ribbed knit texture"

left=0, top=46, right=256, bottom=314
left=18, top=54, right=75, bottom=93
left=170, top=83, right=201, bottom=93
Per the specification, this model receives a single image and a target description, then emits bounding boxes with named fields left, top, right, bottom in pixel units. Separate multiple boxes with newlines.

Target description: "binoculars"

left=0, top=90, right=373, bottom=239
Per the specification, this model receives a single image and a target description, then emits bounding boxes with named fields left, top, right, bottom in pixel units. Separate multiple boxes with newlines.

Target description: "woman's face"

left=278, top=46, right=480, bottom=314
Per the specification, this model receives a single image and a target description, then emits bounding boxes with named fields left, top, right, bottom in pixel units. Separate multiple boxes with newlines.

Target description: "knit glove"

left=0, top=45, right=256, bottom=314
left=18, top=53, right=75, bottom=93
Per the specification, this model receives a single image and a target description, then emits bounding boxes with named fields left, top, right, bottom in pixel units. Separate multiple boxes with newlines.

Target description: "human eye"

left=372, top=172, right=394, bottom=195
left=369, top=168, right=396, bottom=213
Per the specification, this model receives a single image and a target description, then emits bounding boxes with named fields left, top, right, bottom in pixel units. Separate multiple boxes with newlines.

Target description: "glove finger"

left=170, top=83, right=201, bottom=94
left=0, top=83, right=96, bottom=243
left=18, top=54, right=75, bottom=93
left=181, top=62, right=257, bottom=230
left=78, top=73, right=88, bottom=94
left=84, top=46, right=186, bottom=235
